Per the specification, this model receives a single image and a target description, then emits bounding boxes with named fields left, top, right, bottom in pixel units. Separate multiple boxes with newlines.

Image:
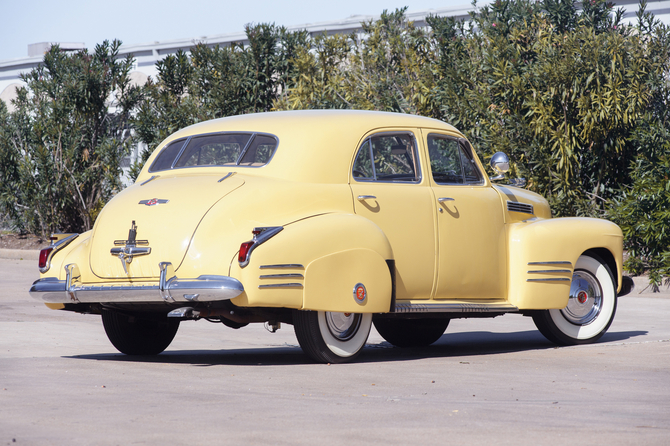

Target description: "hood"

left=89, top=174, right=245, bottom=279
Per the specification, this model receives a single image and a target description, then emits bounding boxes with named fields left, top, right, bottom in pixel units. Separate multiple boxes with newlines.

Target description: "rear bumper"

left=29, top=261, right=244, bottom=304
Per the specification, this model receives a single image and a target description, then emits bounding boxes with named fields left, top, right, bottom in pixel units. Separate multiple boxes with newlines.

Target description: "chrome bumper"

left=29, top=262, right=244, bottom=304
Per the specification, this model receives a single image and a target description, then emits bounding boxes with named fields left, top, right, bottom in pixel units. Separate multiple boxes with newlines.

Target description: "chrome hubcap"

left=325, top=312, right=361, bottom=341
left=563, top=270, right=602, bottom=325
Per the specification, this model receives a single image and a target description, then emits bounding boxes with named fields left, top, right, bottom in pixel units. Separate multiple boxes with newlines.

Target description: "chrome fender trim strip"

left=258, top=283, right=303, bottom=289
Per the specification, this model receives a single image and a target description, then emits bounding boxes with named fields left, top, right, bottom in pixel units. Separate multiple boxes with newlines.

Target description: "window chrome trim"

left=352, top=131, right=422, bottom=184
left=170, top=136, right=193, bottom=169
left=235, top=133, right=257, bottom=165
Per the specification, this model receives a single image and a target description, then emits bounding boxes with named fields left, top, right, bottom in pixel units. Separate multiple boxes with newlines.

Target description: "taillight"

left=37, top=233, right=79, bottom=273
left=238, top=241, right=255, bottom=263
left=238, top=226, right=284, bottom=268
left=38, top=247, right=54, bottom=271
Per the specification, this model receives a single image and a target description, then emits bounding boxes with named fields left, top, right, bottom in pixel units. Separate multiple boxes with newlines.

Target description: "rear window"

left=149, top=132, right=278, bottom=172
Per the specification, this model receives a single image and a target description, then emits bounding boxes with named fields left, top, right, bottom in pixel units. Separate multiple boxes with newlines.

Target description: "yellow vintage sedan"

left=29, top=110, right=631, bottom=363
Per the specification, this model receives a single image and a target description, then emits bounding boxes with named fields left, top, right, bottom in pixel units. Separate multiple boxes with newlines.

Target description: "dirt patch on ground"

left=0, top=233, right=47, bottom=250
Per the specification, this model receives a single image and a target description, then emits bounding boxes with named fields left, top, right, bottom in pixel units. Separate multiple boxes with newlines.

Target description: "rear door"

left=349, top=130, right=437, bottom=301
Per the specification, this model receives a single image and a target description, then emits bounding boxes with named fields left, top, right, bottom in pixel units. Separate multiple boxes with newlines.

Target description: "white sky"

left=0, top=0, right=474, bottom=62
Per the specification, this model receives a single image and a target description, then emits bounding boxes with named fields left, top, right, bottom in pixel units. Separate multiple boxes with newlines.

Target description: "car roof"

left=143, top=110, right=462, bottom=184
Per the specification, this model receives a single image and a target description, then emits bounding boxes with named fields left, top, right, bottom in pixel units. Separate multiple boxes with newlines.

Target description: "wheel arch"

left=582, top=247, right=619, bottom=290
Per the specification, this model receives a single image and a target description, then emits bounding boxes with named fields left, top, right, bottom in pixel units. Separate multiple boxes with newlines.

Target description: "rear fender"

left=230, top=213, right=393, bottom=313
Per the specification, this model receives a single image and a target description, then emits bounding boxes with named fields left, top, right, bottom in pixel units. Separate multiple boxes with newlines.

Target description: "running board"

left=394, top=302, right=518, bottom=313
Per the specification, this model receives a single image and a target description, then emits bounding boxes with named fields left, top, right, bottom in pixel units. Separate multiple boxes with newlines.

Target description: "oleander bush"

left=0, top=40, right=140, bottom=235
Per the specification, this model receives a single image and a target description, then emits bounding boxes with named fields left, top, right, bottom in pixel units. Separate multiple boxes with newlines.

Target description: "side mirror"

left=489, top=152, right=509, bottom=181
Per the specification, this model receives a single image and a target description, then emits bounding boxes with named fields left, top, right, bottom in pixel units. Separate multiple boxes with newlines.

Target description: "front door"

left=424, top=132, right=507, bottom=300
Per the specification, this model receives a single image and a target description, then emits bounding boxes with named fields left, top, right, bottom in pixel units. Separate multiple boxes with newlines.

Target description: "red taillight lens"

left=238, top=241, right=255, bottom=263
left=38, top=247, right=54, bottom=270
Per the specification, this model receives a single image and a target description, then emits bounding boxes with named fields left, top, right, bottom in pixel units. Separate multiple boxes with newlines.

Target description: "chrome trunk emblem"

left=139, top=198, right=169, bottom=206
left=111, top=221, right=151, bottom=274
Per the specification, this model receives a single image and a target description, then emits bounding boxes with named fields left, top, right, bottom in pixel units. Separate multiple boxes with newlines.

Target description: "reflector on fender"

left=238, top=226, right=284, bottom=268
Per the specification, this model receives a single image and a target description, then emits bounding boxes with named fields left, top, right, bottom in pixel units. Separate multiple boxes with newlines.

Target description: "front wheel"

left=293, top=310, right=372, bottom=363
left=102, top=309, right=180, bottom=355
left=533, top=254, right=617, bottom=345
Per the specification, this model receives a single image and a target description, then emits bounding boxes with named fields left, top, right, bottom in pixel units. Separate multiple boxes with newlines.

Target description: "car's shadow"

left=66, top=329, right=647, bottom=366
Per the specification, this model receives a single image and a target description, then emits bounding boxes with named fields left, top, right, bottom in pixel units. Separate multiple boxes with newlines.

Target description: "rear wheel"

left=374, top=317, right=449, bottom=347
left=533, top=254, right=617, bottom=345
left=293, top=310, right=372, bottom=363
left=102, top=309, right=180, bottom=355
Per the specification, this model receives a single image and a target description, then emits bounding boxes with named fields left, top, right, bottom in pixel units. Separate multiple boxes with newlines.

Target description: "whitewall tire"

left=533, top=254, right=617, bottom=345
left=293, top=310, right=372, bottom=363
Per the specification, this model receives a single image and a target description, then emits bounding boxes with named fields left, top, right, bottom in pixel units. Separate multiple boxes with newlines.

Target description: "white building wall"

left=2, top=1, right=669, bottom=101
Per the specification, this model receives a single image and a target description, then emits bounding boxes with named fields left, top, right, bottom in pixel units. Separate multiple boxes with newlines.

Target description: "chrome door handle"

left=438, top=197, right=455, bottom=202
left=357, top=195, right=377, bottom=201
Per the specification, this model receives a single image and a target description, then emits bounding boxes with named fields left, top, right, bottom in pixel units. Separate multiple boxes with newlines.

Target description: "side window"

left=428, top=134, right=483, bottom=185
left=353, top=139, right=373, bottom=179
left=352, top=133, right=420, bottom=182
left=459, top=142, right=482, bottom=183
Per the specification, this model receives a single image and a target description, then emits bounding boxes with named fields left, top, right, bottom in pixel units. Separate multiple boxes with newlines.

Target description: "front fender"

left=230, top=213, right=393, bottom=313
left=507, top=217, right=623, bottom=309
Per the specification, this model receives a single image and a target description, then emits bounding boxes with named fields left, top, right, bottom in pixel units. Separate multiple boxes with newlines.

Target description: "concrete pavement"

left=1, top=258, right=668, bottom=445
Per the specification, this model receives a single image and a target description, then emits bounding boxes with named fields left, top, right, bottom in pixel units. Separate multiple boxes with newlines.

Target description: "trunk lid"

left=89, top=174, right=245, bottom=279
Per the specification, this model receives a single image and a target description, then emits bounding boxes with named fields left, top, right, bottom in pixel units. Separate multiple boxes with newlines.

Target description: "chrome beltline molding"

left=394, top=302, right=518, bottom=313
left=29, top=261, right=244, bottom=304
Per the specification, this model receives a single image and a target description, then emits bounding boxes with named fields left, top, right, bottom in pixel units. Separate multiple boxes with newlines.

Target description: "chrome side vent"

left=258, top=264, right=304, bottom=289
left=526, top=261, right=573, bottom=283
left=507, top=201, right=534, bottom=215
